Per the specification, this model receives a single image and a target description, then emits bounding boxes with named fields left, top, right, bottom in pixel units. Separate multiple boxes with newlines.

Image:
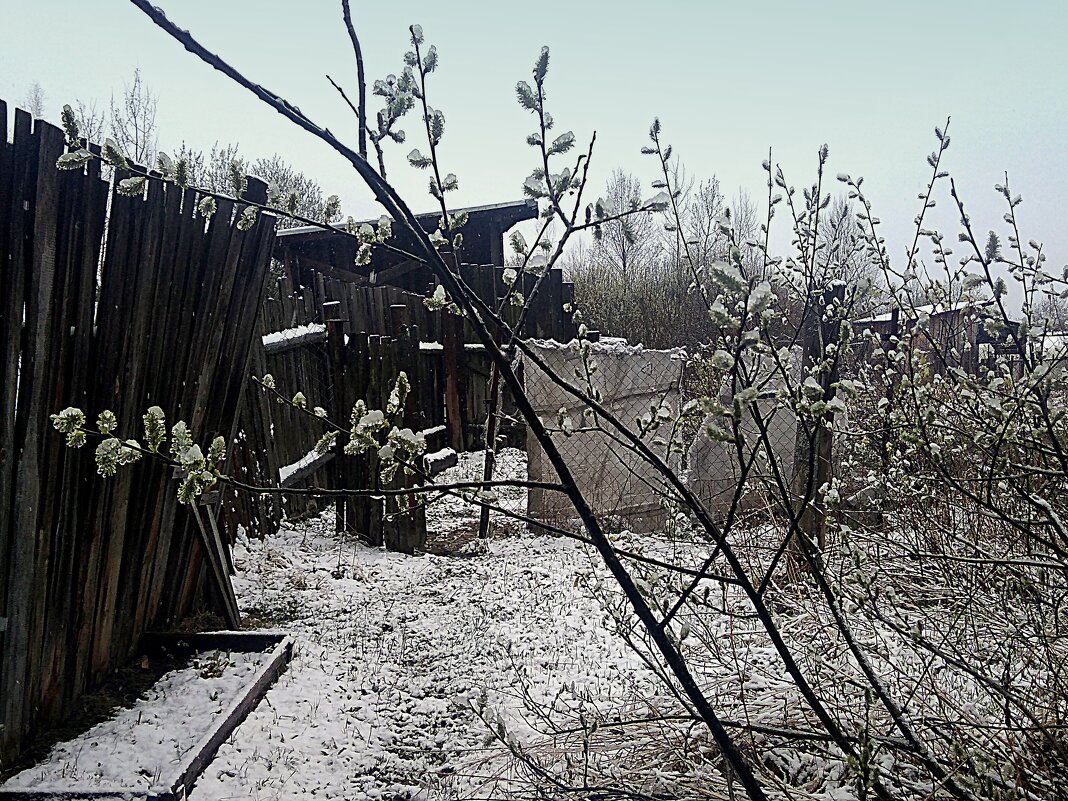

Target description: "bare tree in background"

left=819, top=195, right=881, bottom=314
left=1037, top=292, right=1068, bottom=331
left=110, top=68, right=158, bottom=166
left=73, top=100, right=106, bottom=143
left=174, top=140, right=340, bottom=227
left=594, top=169, right=658, bottom=285
left=685, top=176, right=728, bottom=268
left=729, top=188, right=762, bottom=271
left=175, top=140, right=242, bottom=193
left=22, top=82, right=46, bottom=118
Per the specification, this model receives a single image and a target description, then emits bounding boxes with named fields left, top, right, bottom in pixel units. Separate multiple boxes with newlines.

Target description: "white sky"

left=2, top=0, right=1067, bottom=279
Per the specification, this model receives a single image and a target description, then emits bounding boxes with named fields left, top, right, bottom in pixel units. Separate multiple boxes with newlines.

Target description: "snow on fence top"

left=527, top=336, right=687, bottom=359
left=261, top=323, right=327, bottom=354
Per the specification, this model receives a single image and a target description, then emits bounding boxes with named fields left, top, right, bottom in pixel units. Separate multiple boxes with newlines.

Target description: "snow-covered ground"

left=3, top=649, right=273, bottom=792
left=188, top=452, right=658, bottom=800
left=11, top=447, right=1032, bottom=799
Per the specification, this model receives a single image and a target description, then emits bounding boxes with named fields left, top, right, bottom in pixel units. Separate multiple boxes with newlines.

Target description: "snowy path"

left=189, top=513, right=653, bottom=800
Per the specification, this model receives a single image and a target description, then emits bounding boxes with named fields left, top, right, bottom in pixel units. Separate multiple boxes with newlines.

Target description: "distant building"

left=854, top=300, right=1022, bottom=375
left=273, top=199, right=540, bottom=294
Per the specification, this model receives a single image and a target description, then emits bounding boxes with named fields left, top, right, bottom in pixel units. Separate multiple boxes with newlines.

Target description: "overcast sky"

left=2, top=0, right=1066, bottom=279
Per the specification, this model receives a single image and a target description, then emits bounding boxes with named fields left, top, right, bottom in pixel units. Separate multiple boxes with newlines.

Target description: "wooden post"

left=242, top=174, right=269, bottom=205
left=477, top=357, right=502, bottom=540
left=388, top=303, right=408, bottom=334
left=879, top=306, right=900, bottom=475
left=347, top=331, right=375, bottom=543
left=381, top=311, right=427, bottom=554
left=325, top=301, right=346, bottom=536
left=790, top=282, right=845, bottom=565
left=443, top=312, right=464, bottom=451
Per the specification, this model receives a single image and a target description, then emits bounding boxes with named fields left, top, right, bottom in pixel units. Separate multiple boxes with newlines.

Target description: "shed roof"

left=276, top=198, right=538, bottom=242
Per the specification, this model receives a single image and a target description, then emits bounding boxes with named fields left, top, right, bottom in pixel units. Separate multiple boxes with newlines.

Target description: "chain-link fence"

left=682, top=350, right=800, bottom=523
left=522, top=339, right=687, bottom=533
left=516, top=339, right=801, bottom=534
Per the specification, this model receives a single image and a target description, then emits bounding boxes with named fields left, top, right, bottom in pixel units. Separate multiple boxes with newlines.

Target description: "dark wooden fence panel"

left=228, top=313, right=438, bottom=549
left=0, top=106, right=276, bottom=765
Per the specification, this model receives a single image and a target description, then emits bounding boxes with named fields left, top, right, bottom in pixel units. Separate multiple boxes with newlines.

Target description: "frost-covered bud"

left=708, top=298, right=733, bottom=327
left=179, top=443, right=204, bottom=470
left=95, top=437, right=123, bottom=477
left=156, top=152, right=174, bottom=178
left=509, top=292, right=525, bottom=308
left=292, top=392, right=307, bottom=409
left=826, top=397, right=847, bottom=415
left=801, top=376, right=824, bottom=400
left=56, top=149, right=93, bottom=171
left=97, top=410, right=118, bottom=435
left=387, top=372, right=410, bottom=415
left=509, top=231, right=528, bottom=257
left=324, top=194, right=341, bottom=220
left=424, top=284, right=447, bottom=311
left=315, top=431, right=338, bottom=454
left=198, top=195, right=217, bottom=219
left=52, top=407, right=87, bottom=448
left=710, top=350, right=734, bottom=371
left=313, top=406, right=328, bottom=418
left=117, top=177, right=146, bottom=197
left=61, top=104, right=80, bottom=144
left=354, top=242, right=373, bottom=267
left=175, top=159, right=190, bottom=188
left=170, top=421, right=193, bottom=459
left=748, top=281, right=775, bottom=314
left=704, top=422, right=734, bottom=442
left=227, top=161, right=247, bottom=198
left=208, top=435, right=227, bottom=465
left=407, top=148, right=432, bottom=169
left=123, top=440, right=143, bottom=462
left=143, top=406, right=166, bottom=452
left=95, top=437, right=142, bottom=477
left=102, top=138, right=128, bottom=169
left=236, top=206, right=257, bottom=231
left=177, top=465, right=215, bottom=506
left=261, top=374, right=276, bottom=390
left=556, top=408, right=574, bottom=436
left=732, top=387, right=758, bottom=419
left=503, top=268, right=518, bottom=286
left=345, top=402, right=389, bottom=456
left=377, top=426, right=427, bottom=483
left=822, top=481, right=841, bottom=506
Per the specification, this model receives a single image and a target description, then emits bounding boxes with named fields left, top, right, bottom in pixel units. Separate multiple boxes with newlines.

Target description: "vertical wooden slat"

left=6, top=117, right=60, bottom=753
left=0, top=98, right=16, bottom=659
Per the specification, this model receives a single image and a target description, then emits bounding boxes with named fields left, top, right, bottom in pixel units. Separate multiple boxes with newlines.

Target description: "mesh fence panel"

left=523, top=340, right=687, bottom=533
left=517, top=340, right=801, bottom=533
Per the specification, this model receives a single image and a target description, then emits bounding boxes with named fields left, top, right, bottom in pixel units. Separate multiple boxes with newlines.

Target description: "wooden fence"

left=226, top=300, right=436, bottom=551
left=270, top=260, right=573, bottom=447
left=0, top=103, right=276, bottom=765
left=281, top=258, right=576, bottom=344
